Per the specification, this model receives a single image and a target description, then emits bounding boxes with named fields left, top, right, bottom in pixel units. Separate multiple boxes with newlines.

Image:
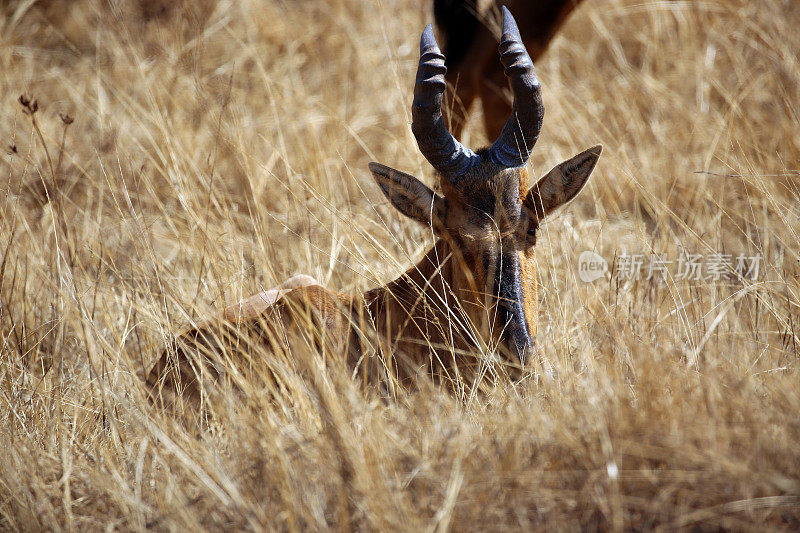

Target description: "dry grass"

left=1, top=0, right=799, bottom=530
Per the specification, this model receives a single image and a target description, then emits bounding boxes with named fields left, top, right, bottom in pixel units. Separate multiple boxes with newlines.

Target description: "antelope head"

left=369, top=7, right=601, bottom=368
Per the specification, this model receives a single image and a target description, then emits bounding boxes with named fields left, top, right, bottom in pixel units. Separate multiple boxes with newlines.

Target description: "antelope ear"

left=369, top=162, right=446, bottom=227
left=524, top=145, right=602, bottom=221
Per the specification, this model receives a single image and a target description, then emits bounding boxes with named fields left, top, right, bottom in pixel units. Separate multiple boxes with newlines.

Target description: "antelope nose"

left=503, top=325, right=533, bottom=367
left=496, top=298, right=533, bottom=366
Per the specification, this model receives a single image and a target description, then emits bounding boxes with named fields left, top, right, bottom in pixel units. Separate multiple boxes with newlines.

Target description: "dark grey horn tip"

left=420, top=23, right=437, bottom=51
left=501, top=6, right=520, bottom=37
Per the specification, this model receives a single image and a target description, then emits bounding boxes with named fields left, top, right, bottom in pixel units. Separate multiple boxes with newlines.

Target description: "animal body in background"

left=434, top=0, right=585, bottom=139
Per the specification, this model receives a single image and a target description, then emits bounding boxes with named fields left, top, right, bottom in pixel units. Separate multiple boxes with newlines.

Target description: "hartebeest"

left=147, top=8, right=601, bottom=401
left=434, top=0, right=585, bottom=139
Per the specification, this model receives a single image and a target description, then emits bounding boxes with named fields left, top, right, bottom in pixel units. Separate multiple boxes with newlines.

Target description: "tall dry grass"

left=1, top=0, right=799, bottom=529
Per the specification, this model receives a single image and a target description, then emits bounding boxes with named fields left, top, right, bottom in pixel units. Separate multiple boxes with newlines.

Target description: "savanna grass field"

left=1, top=0, right=799, bottom=530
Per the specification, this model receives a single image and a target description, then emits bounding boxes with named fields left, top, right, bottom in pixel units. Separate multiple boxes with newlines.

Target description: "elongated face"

left=439, top=160, right=538, bottom=365
left=369, top=145, right=601, bottom=365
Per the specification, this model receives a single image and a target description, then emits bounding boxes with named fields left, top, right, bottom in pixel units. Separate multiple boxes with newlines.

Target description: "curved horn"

left=412, top=24, right=479, bottom=180
left=489, top=7, right=544, bottom=168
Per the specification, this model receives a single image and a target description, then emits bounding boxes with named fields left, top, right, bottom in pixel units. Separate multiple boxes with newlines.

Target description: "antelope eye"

left=525, top=221, right=538, bottom=245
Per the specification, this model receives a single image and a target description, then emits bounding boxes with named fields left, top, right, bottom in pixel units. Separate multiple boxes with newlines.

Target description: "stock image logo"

left=578, top=251, right=762, bottom=283
left=577, top=251, right=609, bottom=282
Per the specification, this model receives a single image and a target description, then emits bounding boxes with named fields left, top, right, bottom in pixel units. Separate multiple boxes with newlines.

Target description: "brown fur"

left=436, top=0, right=585, bottom=139
left=147, top=149, right=600, bottom=403
left=146, top=12, right=601, bottom=402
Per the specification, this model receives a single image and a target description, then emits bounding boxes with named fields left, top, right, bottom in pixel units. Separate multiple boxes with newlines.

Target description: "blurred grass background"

left=1, top=0, right=799, bottom=529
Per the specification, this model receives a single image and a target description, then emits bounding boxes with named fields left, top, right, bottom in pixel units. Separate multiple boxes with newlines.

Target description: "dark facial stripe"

left=487, top=242, right=533, bottom=364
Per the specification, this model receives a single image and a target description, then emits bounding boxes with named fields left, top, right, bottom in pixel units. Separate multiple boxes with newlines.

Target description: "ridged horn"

left=489, top=6, right=545, bottom=168
left=412, top=24, right=479, bottom=180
